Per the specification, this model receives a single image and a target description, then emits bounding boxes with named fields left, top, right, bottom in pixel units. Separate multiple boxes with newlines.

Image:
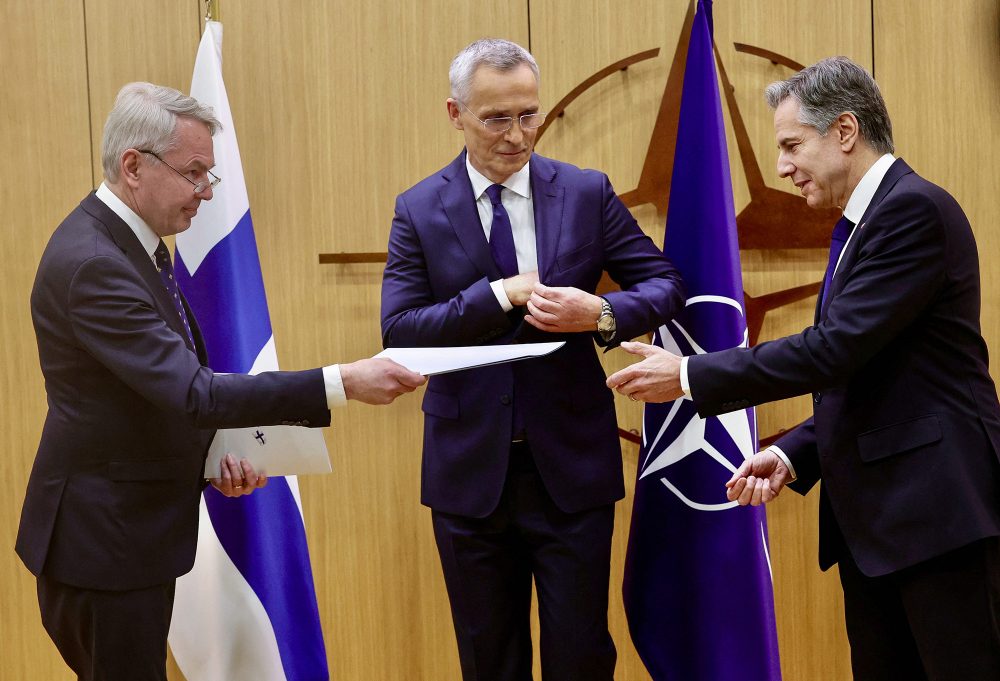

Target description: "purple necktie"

left=820, top=216, right=854, bottom=311
left=485, top=184, right=519, bottom=278
left=154, top=240, right=195, bottom=347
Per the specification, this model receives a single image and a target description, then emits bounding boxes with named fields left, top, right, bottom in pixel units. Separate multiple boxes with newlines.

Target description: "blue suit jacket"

left=381, top=152, right=684, bottom=517
left=16, top=192, right=331, bottom=591
left=689, top=159, right=1000, bottom=576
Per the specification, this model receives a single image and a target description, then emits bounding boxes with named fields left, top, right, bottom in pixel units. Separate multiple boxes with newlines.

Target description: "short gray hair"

left=101, top=82, right=221, bottom=182
left=449, top=38, right=539, bottom=102
left=765, top=56, right=894, bottom=155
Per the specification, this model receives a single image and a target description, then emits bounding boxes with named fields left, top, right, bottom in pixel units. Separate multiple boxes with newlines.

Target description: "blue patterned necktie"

left=485, top=183, right=519, bottom=278
left=154, top=240, right=195, bottom=347
left=820, top=216, right=854, bottom=311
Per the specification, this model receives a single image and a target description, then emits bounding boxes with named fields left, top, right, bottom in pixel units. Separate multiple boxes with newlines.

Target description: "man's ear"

left=835, top=111, right=860, bottom=152
left=446, top=98, right=464, bottom=131
left=120, top=149, right=142, bottom=188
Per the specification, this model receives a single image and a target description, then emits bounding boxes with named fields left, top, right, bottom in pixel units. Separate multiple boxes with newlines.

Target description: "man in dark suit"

left=607, top=57, right=1000, bottom=680
left=17, top=82, right=425, bottom=681
left=381, top=39, right=684, bottom=681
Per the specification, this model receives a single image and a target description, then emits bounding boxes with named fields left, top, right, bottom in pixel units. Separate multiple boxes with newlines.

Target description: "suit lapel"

left=438, top=152, right=502, bottom=279
left=529, top=155, right=565, bottom=282
left=816, top=158, right=915, bottom=321
left=81, top=193, right=197, bottom=351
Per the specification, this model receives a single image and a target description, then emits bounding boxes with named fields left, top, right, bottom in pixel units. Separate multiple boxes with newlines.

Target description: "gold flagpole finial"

left=204, top=0, right=219, bottom=22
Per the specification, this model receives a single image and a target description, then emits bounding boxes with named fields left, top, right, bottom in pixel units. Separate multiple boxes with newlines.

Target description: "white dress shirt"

left=465, top=157, right=538, bottom=311
left=95, top=183, right=346, bottom=408
left=678, top=154, right=897, bottom=478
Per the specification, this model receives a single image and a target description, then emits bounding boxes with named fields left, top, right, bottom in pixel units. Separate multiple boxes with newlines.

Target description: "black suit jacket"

left=689, top=159, right=1000, bottom=576
left=16, top=192, right=331, bottom=591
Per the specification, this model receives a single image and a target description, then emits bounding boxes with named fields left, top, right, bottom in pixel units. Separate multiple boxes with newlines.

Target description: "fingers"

left=605, top=366, right=637, bottom=390
left=210, top=454, right=266, bottom=498
left=239, top=458, right=260, bottom=489
left=726, top=477, right=747, bottom=502
left=618, top=341, right=657, bottom=357
left=726, top=458, right=753, bottom=487
left=390, top=363, right=426, bottom=389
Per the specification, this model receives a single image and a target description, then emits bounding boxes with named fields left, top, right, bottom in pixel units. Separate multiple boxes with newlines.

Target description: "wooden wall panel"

left=82, top=0, right=202, bottom=185
left=0, top=1, right=93, bottom=679
left=875, top=0, right=1000, bottom=358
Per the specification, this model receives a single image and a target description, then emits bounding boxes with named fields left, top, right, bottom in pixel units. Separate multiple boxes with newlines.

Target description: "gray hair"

left=449, top=38, right=539, bottom=102
left=764, top=56, right=894, bottom=154
left=101, top=82, right=222, bottom=182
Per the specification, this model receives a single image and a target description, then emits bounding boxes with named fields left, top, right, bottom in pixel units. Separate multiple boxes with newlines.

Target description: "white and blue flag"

left=167, top=21, right=330, bottom=681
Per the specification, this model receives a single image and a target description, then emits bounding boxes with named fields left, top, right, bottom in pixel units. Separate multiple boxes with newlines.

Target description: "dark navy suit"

left=382, top=152, right=683, bottom=680
left=17, top=192, right=330, bottom=680
left=688, top=159, right=1000, bottom=679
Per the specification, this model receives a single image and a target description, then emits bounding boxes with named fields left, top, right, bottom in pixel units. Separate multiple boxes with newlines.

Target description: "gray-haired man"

left=17, top=82, right=423, bottom=680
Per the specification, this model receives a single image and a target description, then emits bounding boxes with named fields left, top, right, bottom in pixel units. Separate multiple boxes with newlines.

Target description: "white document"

left=375, top=341, right=565, bottom=376
left=203, top=425, right=331, bottom=478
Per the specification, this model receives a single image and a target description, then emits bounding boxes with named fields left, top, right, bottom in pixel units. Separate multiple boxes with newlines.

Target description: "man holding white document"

left=17, top=82, right=425, bottom=681
left=381, top=39, right=684, bottom=681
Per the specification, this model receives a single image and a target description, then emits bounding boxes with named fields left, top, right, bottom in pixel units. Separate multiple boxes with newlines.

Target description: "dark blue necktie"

left=484, top=184, right=526, bottom=439
left=154, top=240, right=195, bottom=347
left=820, top=216, right=854, bottom=311
left=485, top=184, right=519, bottom=278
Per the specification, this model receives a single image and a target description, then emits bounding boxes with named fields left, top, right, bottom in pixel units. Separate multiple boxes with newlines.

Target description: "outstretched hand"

left=605, top=341, right=684, bottom=403
left=341, top=358, right=426, bottom=405
left=725, top=450, right=791, bottom=506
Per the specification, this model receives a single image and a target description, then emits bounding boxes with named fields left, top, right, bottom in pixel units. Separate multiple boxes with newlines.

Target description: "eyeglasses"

left=137, top=150, right=221, bottom=194
left=456, top=101, right=547, bottom=134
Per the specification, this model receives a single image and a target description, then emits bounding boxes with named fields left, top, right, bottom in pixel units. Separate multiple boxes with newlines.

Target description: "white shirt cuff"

left=322, top=364, right=347, bottom=408
left=766, top=444, right=797, bottom=482
left=680, top=356, right=692, bottom=399
left=491, top=279, right=514, bottom=312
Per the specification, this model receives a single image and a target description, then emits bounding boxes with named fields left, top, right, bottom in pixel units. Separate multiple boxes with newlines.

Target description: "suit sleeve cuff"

left=680, top=356, right=692, bottom=399
left=490, top=279, right=514, bottom=312
left=766, top=444, right=797, bottom=482
left=322, top=364, right=347, bottom=408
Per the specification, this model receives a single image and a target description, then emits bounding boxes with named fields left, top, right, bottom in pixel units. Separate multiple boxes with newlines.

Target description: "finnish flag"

left=167, top=21, right=330, bottom=681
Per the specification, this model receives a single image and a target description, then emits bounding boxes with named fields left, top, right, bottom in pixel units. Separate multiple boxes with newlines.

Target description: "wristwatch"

left=596, top=297, right=616, bottom=342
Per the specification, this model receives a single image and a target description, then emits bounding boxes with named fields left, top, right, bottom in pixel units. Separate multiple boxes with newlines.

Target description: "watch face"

left=598, top=316, right=615, bottom=332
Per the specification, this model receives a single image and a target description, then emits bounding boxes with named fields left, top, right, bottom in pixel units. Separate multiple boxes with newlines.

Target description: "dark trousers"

left=838, top=536, right=1000, bottom=681
left=431, top=442, right=617, bottom=681
left=37, top=575, right=176, bottom=681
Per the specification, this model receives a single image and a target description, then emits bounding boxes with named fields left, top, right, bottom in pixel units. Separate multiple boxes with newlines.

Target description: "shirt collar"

left=842, top=153, right=895, bottom=224
left=465, top=155, right=532, bottom=201
left=95, top=182, right=161, bottom=260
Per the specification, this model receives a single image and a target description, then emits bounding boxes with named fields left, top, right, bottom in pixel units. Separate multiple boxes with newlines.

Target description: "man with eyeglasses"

left=17, top=82, right=424, bottom=681
left=382, top=39, right=684, bottom=680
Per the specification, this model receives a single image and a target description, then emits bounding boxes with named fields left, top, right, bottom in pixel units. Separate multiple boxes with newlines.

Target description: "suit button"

left=500, top=394, right=511, bottom=405
left=813, top=392, right=822, bottom=405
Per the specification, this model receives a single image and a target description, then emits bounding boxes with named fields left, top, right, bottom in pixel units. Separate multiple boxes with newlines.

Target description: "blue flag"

left=167, top=21, right=330, bottom=681
left=622, top=2, right=782, bottom=679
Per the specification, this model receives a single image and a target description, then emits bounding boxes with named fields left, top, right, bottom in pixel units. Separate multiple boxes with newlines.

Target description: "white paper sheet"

left=375, top=341, right=565, bottom=376
left=203, top=425, right=331, bottom=478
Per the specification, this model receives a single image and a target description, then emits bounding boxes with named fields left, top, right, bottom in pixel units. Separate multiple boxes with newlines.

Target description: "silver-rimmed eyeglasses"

left=137, top=149, right=221, bottom=194
left=456, top=101, right=547, bottom=134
